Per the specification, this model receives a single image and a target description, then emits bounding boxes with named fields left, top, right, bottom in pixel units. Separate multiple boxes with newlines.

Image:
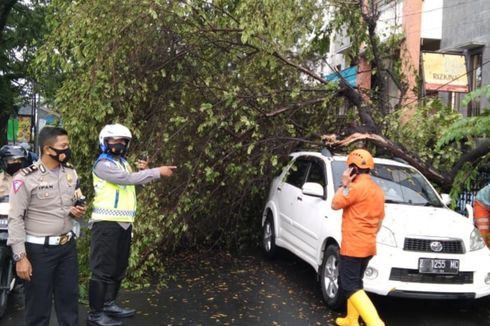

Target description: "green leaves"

left=438, top=86, right=490, bottom=147
left=34, top=0, right=353, bottom=286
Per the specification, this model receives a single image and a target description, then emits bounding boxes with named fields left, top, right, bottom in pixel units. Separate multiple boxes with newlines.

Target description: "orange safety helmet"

left=346, top=149, right=374, bottom=170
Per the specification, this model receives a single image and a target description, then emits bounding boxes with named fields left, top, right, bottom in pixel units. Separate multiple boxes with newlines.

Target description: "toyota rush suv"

left=261, top=150, right=490, bottom=308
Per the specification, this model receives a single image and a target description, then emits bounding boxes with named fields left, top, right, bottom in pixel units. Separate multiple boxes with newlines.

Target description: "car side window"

left=285, top=159, right=310, bottom=189
left=306, top=160, right=326, bottom=188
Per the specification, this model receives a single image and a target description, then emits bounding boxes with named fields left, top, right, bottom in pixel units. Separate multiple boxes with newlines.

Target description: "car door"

left=294, top=158, right=329, bottom=261
left=276, top=157, right=310, bottom=244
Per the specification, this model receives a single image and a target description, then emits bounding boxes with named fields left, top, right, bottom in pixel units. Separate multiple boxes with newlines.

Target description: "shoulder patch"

left=21, top=164, right=38, bottom=176
left=12, top=179, right=24, bottom=193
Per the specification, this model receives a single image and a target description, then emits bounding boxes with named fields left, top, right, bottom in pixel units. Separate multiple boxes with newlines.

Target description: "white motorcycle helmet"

left=99, top=123, right=132, bottom=154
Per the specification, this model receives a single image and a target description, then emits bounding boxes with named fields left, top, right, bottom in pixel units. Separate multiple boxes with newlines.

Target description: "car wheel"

left=0, top=249, right=9, bottom=318
left=320, top=244, right=345, bottom=310
left=262, top=216, right=277, bottom=259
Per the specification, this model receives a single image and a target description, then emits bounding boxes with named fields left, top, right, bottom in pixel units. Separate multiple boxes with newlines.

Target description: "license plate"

left=418, top=258, right=459, bottom=274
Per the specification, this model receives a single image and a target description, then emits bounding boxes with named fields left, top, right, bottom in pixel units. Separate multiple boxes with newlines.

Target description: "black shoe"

left=87, top=311, right=123, bottom=326
left=103, top=301, right=136, bottom=318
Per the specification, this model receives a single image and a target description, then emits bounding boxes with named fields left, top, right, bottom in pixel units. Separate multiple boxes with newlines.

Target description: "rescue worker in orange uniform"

left=473, top=183, right=490, bottom=246
left=332, top=149, right=385, bottom=326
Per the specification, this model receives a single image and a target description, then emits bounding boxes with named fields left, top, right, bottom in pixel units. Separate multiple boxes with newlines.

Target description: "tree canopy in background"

left=34, top=0, right=490, bottom=285
left=0, top=0, right=47, bottom=144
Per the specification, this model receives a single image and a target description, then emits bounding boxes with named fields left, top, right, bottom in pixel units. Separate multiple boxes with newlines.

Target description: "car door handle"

left=297, top=196, right=302, bottom=201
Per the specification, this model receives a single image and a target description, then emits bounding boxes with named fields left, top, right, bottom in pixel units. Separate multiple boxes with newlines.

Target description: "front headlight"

left=377, top=226, right=397, bottom=247
left=470, top=228, right=485, bottom=251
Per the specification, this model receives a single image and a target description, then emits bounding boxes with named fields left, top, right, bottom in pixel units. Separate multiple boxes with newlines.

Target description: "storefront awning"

left=325, top=66, right=357, bottom=87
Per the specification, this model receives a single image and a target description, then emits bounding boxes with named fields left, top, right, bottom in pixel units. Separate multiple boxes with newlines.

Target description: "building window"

left=468, top=52, right=483, bottom=116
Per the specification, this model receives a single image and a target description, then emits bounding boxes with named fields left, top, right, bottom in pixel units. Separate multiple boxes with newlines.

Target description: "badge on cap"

left=13, top=180, right=24, bottom=193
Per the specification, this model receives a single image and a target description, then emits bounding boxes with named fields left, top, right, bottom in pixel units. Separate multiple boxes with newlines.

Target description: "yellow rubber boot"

left=349, top=290, right=385, bottom=326
left=336, top=298, right=360, bottom=326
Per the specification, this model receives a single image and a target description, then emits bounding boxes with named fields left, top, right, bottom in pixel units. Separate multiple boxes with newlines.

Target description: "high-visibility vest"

left=91, top=154, right=137, bottom=222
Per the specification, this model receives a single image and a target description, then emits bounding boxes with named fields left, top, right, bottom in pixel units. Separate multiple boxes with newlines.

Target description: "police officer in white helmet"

left=87, top=123, right=175, bottom=326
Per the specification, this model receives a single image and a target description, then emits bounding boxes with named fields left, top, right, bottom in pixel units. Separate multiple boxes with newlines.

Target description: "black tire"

left=262, top=215, right=278, bottom=259
left=0, top=289, right=7, bottom=318
left=0, top=247, right=9, bottom=318
left=320, top=244, right=345, bottom=310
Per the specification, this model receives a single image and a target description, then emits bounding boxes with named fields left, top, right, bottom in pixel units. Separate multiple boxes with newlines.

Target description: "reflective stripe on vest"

left=91, top=155, right=137, bottom=223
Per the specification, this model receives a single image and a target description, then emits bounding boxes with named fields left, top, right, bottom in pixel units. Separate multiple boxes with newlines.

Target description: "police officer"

left=0, top=145, right=29, bottom=197
left=88, top=124, right=175, bottom=326
left=7, top=127, right=86, bottom=326
left=332, top=149, right=385, bottom=326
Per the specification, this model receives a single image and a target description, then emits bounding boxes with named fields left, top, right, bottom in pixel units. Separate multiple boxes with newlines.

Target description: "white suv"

left=261, top=149, right=490, bottom=308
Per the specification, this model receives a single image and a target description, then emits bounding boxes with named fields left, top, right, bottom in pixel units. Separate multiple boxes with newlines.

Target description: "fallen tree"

left=35, top=0, right=488, bottom=284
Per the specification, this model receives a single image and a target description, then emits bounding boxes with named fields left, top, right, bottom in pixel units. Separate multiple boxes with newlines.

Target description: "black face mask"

left=5, top=162, right=23, bottom=176
left=49, top=147, right=71, bottom=163
left=107, top=143, right=127, bottom=156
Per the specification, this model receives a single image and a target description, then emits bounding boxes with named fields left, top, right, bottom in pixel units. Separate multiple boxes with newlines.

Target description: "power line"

left=377, top=1, right=469, bottom=23
left=403, top=58, right=490, bottom=107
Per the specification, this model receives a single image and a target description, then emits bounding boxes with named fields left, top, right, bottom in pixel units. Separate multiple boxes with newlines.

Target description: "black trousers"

left=24, top=239, right=79, bottom=326
left=338, top=255, right=372, bottom=298
left=89, top=221, right=132, bottom=285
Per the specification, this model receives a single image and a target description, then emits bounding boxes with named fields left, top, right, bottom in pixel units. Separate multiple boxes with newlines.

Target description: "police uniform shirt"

left=0, top=172, right=11, bottom=197
left=89, top=158, right=160, bottom=229
left=7, top=161, right=79, bottom=257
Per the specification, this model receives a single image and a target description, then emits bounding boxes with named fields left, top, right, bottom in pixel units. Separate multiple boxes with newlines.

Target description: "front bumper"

left=363, top=245, right=490, bottom=300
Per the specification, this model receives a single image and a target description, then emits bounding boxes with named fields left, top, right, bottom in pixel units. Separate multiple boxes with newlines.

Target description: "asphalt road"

left=2, top=248, right=490, bottom=325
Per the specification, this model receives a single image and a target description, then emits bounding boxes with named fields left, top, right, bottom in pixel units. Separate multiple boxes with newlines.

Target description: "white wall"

left=421, top=0, right=443, bottom=40
left=376, top=0, right=403, bottom=42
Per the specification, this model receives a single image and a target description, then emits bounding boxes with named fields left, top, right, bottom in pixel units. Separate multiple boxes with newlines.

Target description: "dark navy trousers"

left=24, top=238, right=79, bottom=326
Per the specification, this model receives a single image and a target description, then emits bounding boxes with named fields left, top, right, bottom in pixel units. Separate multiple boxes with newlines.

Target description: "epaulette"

left=20, top=164, right=39, bottom=176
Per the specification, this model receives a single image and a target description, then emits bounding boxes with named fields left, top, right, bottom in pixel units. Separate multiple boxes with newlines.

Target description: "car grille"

left=404, top=238, right=465, bottom=254
left=389, top=268, right=473, bottom=284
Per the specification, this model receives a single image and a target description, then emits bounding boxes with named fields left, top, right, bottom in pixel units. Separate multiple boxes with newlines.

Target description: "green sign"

left=7, top=118, right=19, bottom=142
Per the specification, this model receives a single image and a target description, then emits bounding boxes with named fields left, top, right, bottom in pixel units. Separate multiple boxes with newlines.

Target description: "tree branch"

left=265, top=97, right=328, bottom=117
left=322, top=131, right=451, bottom=186
left=272, top=52, right=327, bottom=85
left=449, top=140, right=490, bottom=180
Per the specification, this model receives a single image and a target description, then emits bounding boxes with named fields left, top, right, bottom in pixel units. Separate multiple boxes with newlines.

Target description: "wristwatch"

left=13, top=252, right=26, bottom=262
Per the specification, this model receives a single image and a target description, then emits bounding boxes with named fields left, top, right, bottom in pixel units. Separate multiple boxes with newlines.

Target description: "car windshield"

left=332, top=161, right=443, bottom=207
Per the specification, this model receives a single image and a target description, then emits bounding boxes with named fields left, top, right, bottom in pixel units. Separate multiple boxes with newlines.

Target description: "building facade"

left=324, top=0, right=490, bottom=115
left=440, top=0, right=490, bottom=116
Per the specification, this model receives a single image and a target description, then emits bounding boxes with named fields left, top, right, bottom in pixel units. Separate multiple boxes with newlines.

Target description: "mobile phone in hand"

left=350, top=167, right=358, bottom=177
left=74, top=196, right=86, bottom=207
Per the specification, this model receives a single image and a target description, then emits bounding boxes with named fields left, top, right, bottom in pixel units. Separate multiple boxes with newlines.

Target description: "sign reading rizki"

left=423, top=52, right=468, bottom=92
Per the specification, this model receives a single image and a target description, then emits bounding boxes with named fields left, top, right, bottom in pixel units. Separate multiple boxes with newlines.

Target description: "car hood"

left=383, top=204, right=474, bottom=240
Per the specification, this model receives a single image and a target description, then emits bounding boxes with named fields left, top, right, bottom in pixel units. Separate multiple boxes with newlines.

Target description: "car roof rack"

left=321, top=147, right=333, bottom=157
left=391, top=157, right=408, bottom=164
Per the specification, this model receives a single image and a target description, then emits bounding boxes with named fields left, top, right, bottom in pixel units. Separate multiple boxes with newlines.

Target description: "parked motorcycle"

left=0, top=195, right=15, bottom=317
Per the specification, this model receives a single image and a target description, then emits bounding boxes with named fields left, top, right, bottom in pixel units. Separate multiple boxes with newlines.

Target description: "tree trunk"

left=0, top=0, right=17, bottom=42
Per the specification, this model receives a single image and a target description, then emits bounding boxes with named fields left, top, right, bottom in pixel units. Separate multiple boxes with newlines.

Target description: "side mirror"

left=465, top=203, right=474, bottom=222
left=441, top=193, right=451, bottom=206
left=302, top=182, right=325, bottom=198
